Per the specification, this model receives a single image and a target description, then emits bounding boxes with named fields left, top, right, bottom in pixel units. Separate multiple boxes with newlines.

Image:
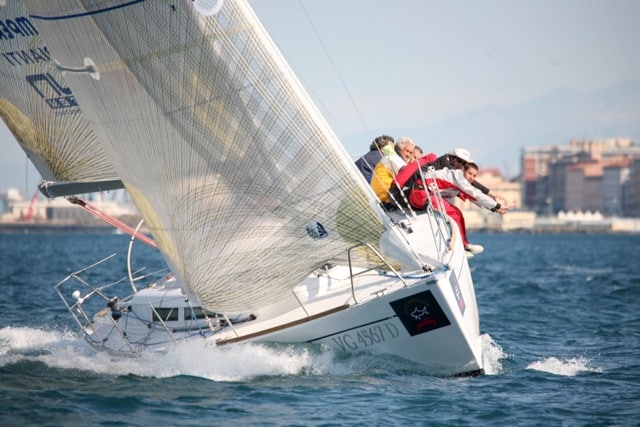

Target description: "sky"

left=2, top=0, right=640, bottom=192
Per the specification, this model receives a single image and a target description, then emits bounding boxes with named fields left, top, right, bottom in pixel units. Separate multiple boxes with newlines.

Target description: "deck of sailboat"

left=213, top=263, right=439, bottom=345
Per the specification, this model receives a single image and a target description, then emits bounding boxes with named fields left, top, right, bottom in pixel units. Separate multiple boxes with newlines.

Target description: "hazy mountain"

left=417, top=81, right=640, bottom=179
left=2, top=81, right=639, bottom=191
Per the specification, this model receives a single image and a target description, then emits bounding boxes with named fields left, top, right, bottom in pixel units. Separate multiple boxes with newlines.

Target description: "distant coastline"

left=2, top=220, right=638, bottom=235
left=0, top=221, right=117, bottom=234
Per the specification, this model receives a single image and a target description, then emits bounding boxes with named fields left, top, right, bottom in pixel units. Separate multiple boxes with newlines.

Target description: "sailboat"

left=2, top=0, right=486, bottom=376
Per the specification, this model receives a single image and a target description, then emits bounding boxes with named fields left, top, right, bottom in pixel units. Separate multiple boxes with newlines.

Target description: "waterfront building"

left=521, top=138, right=639, bottom=216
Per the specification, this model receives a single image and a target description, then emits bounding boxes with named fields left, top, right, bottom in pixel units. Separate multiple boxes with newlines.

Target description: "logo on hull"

left=389, top=290, right=450, bottom=336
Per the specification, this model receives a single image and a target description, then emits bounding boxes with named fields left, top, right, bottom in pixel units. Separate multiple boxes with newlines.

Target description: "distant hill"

left=415, top=80, right=640, bottom=179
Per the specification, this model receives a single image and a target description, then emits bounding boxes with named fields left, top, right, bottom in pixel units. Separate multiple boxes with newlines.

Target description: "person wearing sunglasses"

left=427, top=148, right=502, bottom=200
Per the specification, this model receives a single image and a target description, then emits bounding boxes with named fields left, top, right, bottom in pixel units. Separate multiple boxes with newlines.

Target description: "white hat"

left=450, top=148, right=472, bottom=163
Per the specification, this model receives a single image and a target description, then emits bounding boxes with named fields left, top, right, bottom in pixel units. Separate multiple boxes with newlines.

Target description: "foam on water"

left=526, top=356, right=603, bottom=376
left=150, top=338, right=337, bottom=381
left=0, top=326, right=64, bottom=355
left=0, top=325, right=346, bottom=380
left=1, top=326, right=505, bottom=380
left=481, top=333, right=505, bottom=375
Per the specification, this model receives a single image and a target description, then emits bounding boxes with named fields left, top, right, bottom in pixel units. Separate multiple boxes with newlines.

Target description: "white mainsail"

left=0, top=0, right=121, bottom=196
left=24, top=0, right=416, bottom=313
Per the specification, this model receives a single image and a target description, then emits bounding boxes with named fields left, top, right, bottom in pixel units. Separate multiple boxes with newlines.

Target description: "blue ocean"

left=1, top=232, right=639, bottom=426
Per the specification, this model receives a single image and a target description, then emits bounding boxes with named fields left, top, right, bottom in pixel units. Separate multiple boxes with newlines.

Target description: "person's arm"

left=428, top=155, right=450, bottom=170
left=448, top=169, right=501, bottom=211
left=471, top=180, right=505, bottom=202
left=471, top=180, right=489, bottom=194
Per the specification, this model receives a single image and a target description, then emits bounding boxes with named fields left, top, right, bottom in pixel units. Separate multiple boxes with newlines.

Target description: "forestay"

left=0, top=0, right=121, bottom=196
left=25, top=0, right=414, bottom=313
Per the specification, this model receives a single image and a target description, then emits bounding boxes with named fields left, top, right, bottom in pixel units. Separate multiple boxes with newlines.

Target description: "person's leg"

left=443, top=201, right=468, bottom=247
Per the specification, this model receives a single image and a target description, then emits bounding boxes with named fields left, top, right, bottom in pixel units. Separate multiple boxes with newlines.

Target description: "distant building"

left=468, top=167, right=522, bottom=209
left=455, top=167, right=535, bottom=231
left=622, top=159, right=640, bottom=217
left=521, top=138, right=639, bottom=216
left=603, top=160, right=632, bottom=216
left=0, top=188, right=138, bottom=225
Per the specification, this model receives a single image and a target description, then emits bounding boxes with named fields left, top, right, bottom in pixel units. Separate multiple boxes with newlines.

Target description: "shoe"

left=465, top=251, right=474, bottom=259
left=465, top=243, right=484, bottom=255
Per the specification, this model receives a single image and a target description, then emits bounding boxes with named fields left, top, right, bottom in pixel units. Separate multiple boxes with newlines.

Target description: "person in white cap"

left=427, top=148, right=502, bottom=199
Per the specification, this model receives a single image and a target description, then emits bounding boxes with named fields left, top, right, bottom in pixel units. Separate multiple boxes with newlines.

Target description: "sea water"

left=1, top=232, right=639, bottom=426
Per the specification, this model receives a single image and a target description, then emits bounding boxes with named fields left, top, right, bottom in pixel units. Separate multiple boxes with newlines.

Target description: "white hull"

left=254, top=273, right=483, bottom=376
left=58, top=215, right=484, bottom=377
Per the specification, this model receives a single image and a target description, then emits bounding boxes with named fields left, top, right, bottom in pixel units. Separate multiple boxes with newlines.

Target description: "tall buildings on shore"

left=521, top=138, right=640, bottom=217
left=448, top=137, right=640, bottom=232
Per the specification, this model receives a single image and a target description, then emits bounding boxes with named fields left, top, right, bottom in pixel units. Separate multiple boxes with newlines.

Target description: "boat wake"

left=481, top=333, right=505, bottom=375
left=526, top=356, right=603, bottom=376
left=0, top=325, right=335, bottom=381
left=1, top=326, right=506, bottom=380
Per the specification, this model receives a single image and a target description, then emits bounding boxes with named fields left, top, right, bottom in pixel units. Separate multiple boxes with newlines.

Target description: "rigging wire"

left=24, top=154, right=29, bottom=195
left=296, top=0, right=370, bottom=136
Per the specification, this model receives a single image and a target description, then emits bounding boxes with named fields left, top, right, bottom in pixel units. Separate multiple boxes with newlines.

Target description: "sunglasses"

left=453, top=156, right=467, bottom=166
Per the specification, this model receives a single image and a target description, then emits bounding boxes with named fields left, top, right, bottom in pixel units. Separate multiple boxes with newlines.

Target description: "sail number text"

left=331, top=322, right=400, bottom=352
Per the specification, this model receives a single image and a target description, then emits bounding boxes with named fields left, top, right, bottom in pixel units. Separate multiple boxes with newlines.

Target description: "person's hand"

left=496, top=204, right=516, bottom=215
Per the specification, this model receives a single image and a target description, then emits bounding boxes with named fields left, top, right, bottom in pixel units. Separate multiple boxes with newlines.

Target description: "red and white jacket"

left=428, top=167, right=498, bottom=211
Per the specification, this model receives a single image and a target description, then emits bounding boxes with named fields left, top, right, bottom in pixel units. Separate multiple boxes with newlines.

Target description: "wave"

left=526, top=356, right=603, bottom=376
left=1, top=326, right=507, bottom=380
left=0, top=325, right=337, bottom=381
left=481, top=333, right=505, bottom=375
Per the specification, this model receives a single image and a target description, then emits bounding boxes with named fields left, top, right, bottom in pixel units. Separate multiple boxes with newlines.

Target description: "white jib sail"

left=23, top=0, right=417, bottom=313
